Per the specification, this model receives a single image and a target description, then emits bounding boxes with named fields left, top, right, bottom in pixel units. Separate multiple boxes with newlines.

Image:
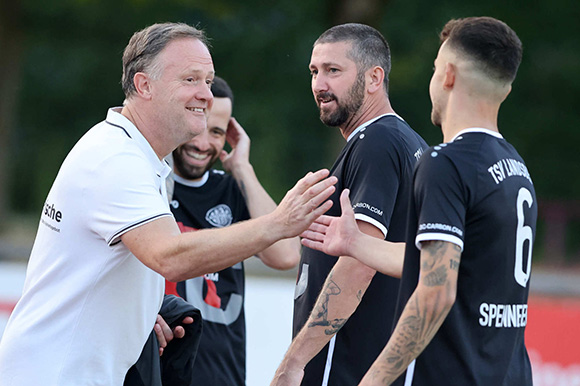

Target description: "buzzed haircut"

left=121, top=22, right=209, bottom=98
left=315, top=23, right=391, bottom=92
left=440, top=17, right=522, bottom=83
left=211, top=76, right=234, bottom=104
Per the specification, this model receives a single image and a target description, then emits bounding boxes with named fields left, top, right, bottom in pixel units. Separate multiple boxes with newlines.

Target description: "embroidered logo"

left=205, top=204, right=233, bottom=228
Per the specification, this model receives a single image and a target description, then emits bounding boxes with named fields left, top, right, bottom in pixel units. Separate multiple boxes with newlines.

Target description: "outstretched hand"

left=300, top=189, right=360, bottom=257
left=272, top=169, right=337, bottom=239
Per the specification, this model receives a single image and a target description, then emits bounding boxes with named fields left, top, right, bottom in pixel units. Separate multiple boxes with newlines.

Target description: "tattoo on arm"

left=449, top=258, right=460, bottom=271
left=367, top=241, right=462, bottom=382
left=308, top=278, right=347, bottom=335
left=307, top=274, right=347, bottom=335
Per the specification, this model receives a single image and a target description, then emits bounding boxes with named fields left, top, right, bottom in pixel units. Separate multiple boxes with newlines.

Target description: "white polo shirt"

left=0, top=108, right=173, bottom=385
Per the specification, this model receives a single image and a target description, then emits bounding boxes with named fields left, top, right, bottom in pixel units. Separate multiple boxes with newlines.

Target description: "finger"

left=154, top=323, right=168, bottom=350
left=301, top=236, right=322, bottom=250
left=294, top=169, right=331, bottom=194
left=155, top=314, right=173, bottom=345
left=303, top=184, right=336, bottom=215
left=182, top=316, right=194, bottom=325
left=300, top=229, right=326, bottom=242
left=305, top=221, right=329, bottom=234
left=307, top=198, right=334, bottom=221
left=173, top=325, right=185, bottom=339
left=312, top=215, right=333, bottom=227
left=219, top=149, right=229, bottom=163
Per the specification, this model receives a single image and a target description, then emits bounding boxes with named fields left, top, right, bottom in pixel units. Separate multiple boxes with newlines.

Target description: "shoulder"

left=66, top=125, right=146, bottom=179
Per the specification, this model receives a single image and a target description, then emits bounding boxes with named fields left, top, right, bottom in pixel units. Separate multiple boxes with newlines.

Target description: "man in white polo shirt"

left=0, top=22, right=336, bottom=386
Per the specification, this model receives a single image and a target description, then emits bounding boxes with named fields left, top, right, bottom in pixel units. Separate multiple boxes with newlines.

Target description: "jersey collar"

left=173, top=171, right=210, bottom=187
left=451, top=127, right=504, bottom=142
left=106, top=107, right=172, bottom=180
left=346, top=113, right=405, bottom=142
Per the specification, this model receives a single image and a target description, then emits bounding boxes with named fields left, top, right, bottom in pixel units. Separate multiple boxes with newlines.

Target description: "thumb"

left=219, top=149, right=229, bottom=162
left=340, top=189, right=353, bottom=216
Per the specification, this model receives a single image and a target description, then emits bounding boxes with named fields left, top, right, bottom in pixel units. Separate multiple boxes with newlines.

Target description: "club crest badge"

left=205, top=204, right=233, bottom=228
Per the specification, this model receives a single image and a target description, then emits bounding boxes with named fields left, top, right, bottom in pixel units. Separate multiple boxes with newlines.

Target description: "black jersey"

left=394, top=129, right=536, bottom=386
left=293, top=114, right=428, bottom=385
left=166, top=170, right=250, bottom=386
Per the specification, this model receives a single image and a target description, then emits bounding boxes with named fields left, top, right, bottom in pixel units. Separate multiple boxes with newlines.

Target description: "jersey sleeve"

left=345, top=129, right=403, bottom=237
left=414, top=150, right=467, bottom=250
left=85, top=151, right=173, bottom=245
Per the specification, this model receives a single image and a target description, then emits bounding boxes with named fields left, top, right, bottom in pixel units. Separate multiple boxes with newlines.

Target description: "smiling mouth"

left=184, top=149, right=209, bottom=161
left=186, top=107, right=205, bottom=113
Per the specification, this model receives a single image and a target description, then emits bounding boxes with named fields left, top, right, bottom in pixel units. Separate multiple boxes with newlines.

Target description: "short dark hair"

left=211, top=76, right=234, bottom=104
left=315, top=23, right=391, bottom=92
left=121, top=22, right=209, bottom=98
left=440, top=17, right=522, bottom=83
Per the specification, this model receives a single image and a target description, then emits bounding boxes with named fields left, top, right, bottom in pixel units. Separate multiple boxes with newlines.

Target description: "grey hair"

left=121, top=22, right=209, bottom=98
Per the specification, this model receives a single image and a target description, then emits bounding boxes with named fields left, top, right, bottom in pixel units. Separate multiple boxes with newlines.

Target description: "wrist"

left=230, top=162, right=255, bottom=181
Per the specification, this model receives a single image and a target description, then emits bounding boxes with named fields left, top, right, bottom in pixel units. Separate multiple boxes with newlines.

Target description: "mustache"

left=315, top=92, right=337, bottom=103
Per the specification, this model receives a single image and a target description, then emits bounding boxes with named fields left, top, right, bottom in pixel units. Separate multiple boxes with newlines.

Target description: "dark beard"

left=172, top=148, right=216, bottom=180
left=318, top=71, right=365, bottom=128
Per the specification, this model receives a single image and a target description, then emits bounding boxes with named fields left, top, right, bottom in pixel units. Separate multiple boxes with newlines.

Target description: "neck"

left=340, top=96, right=395, bottom=140
left=441, top=94, right=501, bottom=143
left=121, top=103, right=172, bottom=160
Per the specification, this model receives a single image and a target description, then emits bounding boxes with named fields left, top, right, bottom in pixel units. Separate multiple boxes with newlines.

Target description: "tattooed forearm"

left=308, top=278, right=347, bottom=335
left=362, top=241, right=461, bottom=384
left=423, top=265, right=447, bottom=286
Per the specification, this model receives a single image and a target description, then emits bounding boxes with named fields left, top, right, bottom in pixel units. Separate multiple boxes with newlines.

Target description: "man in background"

left=166, top=76, right=301, bottom=385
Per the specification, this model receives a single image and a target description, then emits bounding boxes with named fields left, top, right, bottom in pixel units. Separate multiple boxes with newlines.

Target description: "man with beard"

left=166, top=76, right=301, bottom=385
left=272, top=23, right=428, bottom=386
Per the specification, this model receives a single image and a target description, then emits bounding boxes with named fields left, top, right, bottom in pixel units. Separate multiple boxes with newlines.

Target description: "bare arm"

left=359, top=240, right=461, bottom=386
left=301, top=189, right=405, bottom=277
left=221, top=118, right=300, bottom=270
left=121, top=169, right=336, bottom=282
left=271, top=220, right=382, bottom=385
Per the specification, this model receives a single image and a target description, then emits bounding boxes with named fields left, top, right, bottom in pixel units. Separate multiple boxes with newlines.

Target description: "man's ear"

left=443, top=63, right=456, bottom=90
left=133, top=72, right=153, bottom=100
left=367, top=66, right=385, bottom=94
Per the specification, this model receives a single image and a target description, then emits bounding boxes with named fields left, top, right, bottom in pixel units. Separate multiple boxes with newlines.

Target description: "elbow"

left=262, top=251, right=300, bottom=271
left=155, top=254, right=186, bottom=283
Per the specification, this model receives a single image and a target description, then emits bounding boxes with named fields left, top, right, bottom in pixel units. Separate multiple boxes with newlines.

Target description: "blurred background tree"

left=0, top=0, right=579, bottom=264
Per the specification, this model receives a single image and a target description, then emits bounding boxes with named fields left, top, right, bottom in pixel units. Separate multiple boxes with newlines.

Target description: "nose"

left=312, top=73, right=328, bottom=95
left=197, top=83, right=214, bottom=110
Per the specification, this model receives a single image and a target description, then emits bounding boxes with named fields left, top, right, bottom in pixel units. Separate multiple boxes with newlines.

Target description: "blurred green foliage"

left=4, top=0, right=580, bottom=259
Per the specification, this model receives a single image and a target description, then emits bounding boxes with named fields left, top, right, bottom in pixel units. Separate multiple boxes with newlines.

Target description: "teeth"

left=185, top=150, right=208, bottom=160
left=187, top=107, right=204, bottom=113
